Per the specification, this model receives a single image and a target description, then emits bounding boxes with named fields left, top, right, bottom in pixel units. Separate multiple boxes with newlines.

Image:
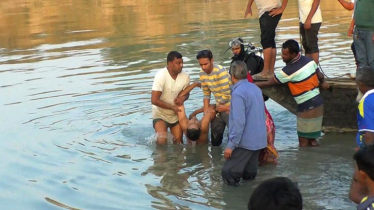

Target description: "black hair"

left=354, top=145, right=374, bottom=181
left=248, top=177, right=303, bottom=210
left=282, top=39, right=300, bottom=55
left=186, top=128, right=201, bottom=141
left=167, top=51, right=182, bottom=63
left=196, top=50, right=213, bottom=60
left=356, top=66, right=374, bottom=87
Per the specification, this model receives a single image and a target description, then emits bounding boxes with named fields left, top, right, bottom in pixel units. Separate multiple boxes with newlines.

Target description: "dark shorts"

left=299, top=22, right=321, bottom=54
left=152, top=118, right=179, bottom=128
left=259, top=11, right=282, bottom=49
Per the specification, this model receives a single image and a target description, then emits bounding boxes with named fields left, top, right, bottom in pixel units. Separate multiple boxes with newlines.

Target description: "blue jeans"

left=354, top=29, right=374, bottom=67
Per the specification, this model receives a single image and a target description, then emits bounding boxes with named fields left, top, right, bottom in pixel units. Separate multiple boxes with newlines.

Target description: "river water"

left=0, top=0, right=358, bottom=209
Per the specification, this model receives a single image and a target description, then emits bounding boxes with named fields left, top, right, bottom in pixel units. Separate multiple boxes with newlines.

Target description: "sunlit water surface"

left=0, top=0, right=358, bottom=209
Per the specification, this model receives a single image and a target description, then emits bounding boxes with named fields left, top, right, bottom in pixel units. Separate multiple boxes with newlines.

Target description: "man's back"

left=274, top=55, right=320, bottom=105
left=229, top=80, right=267, bottom=150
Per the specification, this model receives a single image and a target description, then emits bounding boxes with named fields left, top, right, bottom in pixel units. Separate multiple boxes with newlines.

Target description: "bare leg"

left=262, top=47, right=272, bottom=77
left=306, top=52, right=319, bottom=65
left=269, top=48, right=277, bottom=76
left=298, top=136, right=310, bottom=147
left=309, top=139, right=319, bottom=146
left=154, top=120, right=168, bottom=144
left=170, top=123, right=183, bottom=144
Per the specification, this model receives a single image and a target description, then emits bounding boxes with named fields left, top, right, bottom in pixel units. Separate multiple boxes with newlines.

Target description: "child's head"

left=353, top=145, right=374, bottom=185
left=248, top=177, right=302, bottom=210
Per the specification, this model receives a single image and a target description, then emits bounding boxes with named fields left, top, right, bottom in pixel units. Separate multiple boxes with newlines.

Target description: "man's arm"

left=177, top=105, right=188, bottom=132
left=151, top=91, right=179, bottom=114
left=269, top=0, right=288, bottom=17
left=255, top=77, right=278, bottom=88
left=338, top=0, right=354, bottom=11
left=178, top=82, right=201, bottom=97
left=304, top=0, right=321, bottom=30
left=316, top=69, right=330, bottom=89
left=189, top=106, right=204, bottom=119
left=364, top=132, right=374, bottom=145
left=348, top=19, right=355, bottom=37
left=244, top=0, right=254, bottom=18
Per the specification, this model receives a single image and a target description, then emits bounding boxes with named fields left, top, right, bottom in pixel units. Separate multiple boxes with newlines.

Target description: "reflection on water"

left=0, top=0, right=358, bottom=209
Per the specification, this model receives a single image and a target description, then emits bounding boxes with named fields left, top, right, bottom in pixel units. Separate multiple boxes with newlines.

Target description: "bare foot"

left=309, top=139, right=319, bottom=146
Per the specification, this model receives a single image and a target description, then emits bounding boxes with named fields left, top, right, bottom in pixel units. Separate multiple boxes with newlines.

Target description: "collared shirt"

left=200, top=64, right=231, bottom=105
left=227, top=79, right=267, bottom=150
left=274, top=54, right=321, bottom=105
left=356, top=89, right=374, bottom=147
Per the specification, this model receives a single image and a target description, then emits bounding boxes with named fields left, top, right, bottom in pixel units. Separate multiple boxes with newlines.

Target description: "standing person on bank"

left=151, top=51, right=190, bottom=144
left=244, top=0, right=288, bottom=78
left=221, top=61, right=267, bottom=186
left=197, top=50, right=231, bottom=146
left=353, top=0, right=374, bottom=67
left=298, top=0, right=323, bottom=65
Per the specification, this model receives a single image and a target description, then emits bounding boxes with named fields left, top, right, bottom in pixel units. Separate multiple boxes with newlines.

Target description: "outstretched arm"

left=338, top=0, right=354, bottom=11
left=255, top=77, right=278, bottom=88
left=178, top=82, right=201, bottom=97
left=177, top=105, right=188, bottom=132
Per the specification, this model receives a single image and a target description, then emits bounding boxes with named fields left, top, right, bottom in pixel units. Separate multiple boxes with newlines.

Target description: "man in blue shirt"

left=349, top=66, right=374, bottom=204
left=221, top=61, right=267, bottom=186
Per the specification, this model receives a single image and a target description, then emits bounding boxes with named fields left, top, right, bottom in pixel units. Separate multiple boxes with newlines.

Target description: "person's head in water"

left=230, top=38, right=246, bottom=60
left=186, top=116, right=201, bottom=141
left=355, top=66, right=374, bottom=101
left=196, top=49, right=214, bottom=74
left=248, top=177, right=303, bottom=210
left=281, top=40, right=300, bottom=64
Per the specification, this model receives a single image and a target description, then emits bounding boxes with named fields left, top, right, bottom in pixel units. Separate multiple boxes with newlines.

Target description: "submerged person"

left=244, top=0, right=288, bottom=77
left=256, top=39, right=329, bottom=147
left=176, top=82, right=216, bottom=144
left=230, top=39, right=278, bottom=164
left=151, top=51, right=190, bottom=144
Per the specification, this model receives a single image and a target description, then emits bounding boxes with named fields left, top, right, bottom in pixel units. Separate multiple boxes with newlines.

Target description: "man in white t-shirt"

left=298, top=0, right=323, bottom=65
left=151, top=51, right=190, bottom=144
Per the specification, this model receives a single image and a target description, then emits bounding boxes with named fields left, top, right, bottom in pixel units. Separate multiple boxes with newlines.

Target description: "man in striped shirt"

left=256, top=39, right=329, bottom=147
left=197, top=50, right=231, bottom=146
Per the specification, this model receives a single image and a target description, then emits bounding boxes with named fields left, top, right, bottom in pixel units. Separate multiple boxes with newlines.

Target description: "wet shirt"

left=152, top=67, right=190, bottom=123
left=199, top=64, right=231, bottom=105
left=274, top=54, right=320, bottom=105
left=227, top=80, right=267, bottom=151
left=356, top=90, right=374, bottom=147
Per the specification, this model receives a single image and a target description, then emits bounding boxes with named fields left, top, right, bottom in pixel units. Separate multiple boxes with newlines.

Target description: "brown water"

left=0, top=0, right=358, bottom=209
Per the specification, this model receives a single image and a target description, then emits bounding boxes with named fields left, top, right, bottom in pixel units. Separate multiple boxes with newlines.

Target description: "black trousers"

left=210, top=112, right=229, bottom=146
left=221, top=147, right=260, bottom=186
